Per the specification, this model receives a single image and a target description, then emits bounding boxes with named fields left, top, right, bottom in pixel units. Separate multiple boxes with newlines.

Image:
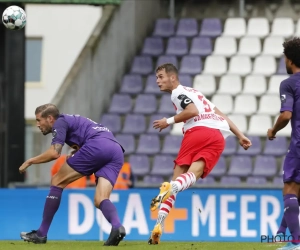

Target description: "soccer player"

left=19, top=104, right=126, bottom=246
left=267, top=37, right=300, bottom=250
left=148, top=63, right=252, bottom=244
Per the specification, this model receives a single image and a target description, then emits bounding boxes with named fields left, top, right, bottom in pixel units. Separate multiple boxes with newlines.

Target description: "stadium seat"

left=275, top=115, right=292, bottom=136
left=257, top=94, right=281, bottom=115
left=122, top=114, right=146, bottom=134
left=147, top=114, right=172, bottom=135
left=252, top=55, right=276, bottom=76
left=227, top=114, right=247, bottom=133
left=158, top=94, right=175, bottom=114
left=267, top=75, right=288, bottom=94
left=156, top=55, right=178, bottom=69
left=179, top=55, right=202, bottom=75
left=264, top=136, right=288, bottom=156
left=144, top=74, right=161, bottom=95
left=237, top=37, right=261, bottom=57
left=277, top=56, right=286, bottom=74
left=196, top=176, right=216, bottom=186
left=153, top=18, right=175, bottom=37
left=242, top=75, right=266, bottom=96
left=100, top=114, right=121, bottom=134
left=228, top=156, right=252, bottom=177
left=228, top=55, right=252, bottom=76
left=246, top=17, right=269, bottom=38
left=211, top=94, right=233, bottom=114
left=161, top=135, right=183, bottom=155
left=189, top=37, right=212, bottom=56
left=247, top=114, right=272, bottom=136
left=213, top=36, right=237, bottom=57
left=202, top=55, right=227, bottom=76
left=222, top=18, right=246, bottom=38
left=133, top=94, right=157, bottom=114
left=223, top=135, right=237, bottom=155
left=217, top=74, right=242, bottom=95
left=129, top=155, right=150, bottom=176
left=262, top=36, right=285, bottom=57
left=236, top=135, right=261, bottom=156
left=210, top=156, right=226, bottom=177
left=252, top=155, right=277, bottom=177
left=166, top=37, right=188, bottom=56
left=151, top=155, right=175, bottom=176
left=273, top=177, right=283, bottom=187
left=233, top=94, right=257, bottom=115
left=115, top=134, right=135, bottom=155
left=220, top=176, right=241, bottom=185
left=141, top=37, right=164, bottom=56
left=130, top=56, right=153, bottom=75
left=193, top=74, right=216, bottom=96
left=176, top=18, right=198, bottom=37
left=170, top=122, right=184, bottom=135
left=199, top=18, right=222, bottom=37
left=136, top=134, right=160, bottom=155
left=246, top=176, right=267, bottom=185
left=108, top=94, right=132, bottom=114
left=179, top=74, right=193, bottom=87
left=143, top=175, right=164, bottom=185
left=270, top=17, right=294, bottom=38
left=120, top=74, right=143, bottom=95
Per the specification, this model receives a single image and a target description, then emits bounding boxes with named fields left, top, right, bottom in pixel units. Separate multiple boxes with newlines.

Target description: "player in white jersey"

left=148, top=63, right=252, bottom=244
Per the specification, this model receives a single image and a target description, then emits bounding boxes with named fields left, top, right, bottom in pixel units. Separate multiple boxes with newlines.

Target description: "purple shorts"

left=283, top=155, right=300, bottom=183
left=67, top=137, right=124, bottom=187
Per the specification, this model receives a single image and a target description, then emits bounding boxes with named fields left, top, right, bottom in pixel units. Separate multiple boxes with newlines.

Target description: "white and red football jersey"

left=171, top=85, right=232, bottom=138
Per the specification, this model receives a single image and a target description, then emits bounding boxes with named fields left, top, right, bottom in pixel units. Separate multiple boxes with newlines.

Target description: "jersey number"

left=198, top=95, right=212, bottom=112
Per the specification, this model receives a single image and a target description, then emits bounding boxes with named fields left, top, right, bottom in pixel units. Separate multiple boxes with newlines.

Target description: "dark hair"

left=156, top=63, right=178, bottom=75
left=35, top=103, right=60, bottom=119
left=283, top=37, right=300, bottom=68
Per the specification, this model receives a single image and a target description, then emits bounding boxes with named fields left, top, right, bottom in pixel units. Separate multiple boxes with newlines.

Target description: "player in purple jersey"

left=267, top=37, right=300, bottom=250
left=19, top=104, right=126, bottom=246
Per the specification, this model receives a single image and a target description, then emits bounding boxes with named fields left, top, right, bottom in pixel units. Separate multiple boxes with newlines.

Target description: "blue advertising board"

left=0, top=188, right=286, bottom=242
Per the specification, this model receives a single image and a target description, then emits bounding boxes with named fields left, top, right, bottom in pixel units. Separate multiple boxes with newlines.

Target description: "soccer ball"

left=2, top=5, right=26, bottom=30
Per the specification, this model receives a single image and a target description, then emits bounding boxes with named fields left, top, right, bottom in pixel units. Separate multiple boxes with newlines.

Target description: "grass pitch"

left=0, top=241, right=282, bottom=250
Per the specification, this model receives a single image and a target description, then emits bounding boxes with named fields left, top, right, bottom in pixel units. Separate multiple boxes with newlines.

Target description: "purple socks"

left=37, top=186, right=63, bottom=237
left=99, top=199, right=122, bottom=229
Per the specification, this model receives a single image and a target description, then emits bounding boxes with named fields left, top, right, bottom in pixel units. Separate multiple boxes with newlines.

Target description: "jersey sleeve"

left=51, top=118, right=68, bottom=145
left=280, top=80, right=294, bottom=112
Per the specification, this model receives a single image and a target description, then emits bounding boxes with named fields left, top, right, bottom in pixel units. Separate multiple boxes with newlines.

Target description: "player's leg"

left=20, top=162, right=83, bottom=243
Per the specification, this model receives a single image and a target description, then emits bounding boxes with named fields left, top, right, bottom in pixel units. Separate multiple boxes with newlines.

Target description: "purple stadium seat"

left=142, top=37, right=164, bottom=56
left=108, top=94, right=132, bottom=114
left=158, top=94, right=175, bottom=114
left=147, top=114, right=172, bottom=135
left=166, top=37, right=188, bottom=56
left=252, top=155, right=277, bottom=177
left=136, top=134, right=160, bottom=155
left=133, top=94, right=157, bottom=114
left=120, top=74, right=143, bottom=94
left=199, top=18, right=222, bottom=38
left=156, top=55, right=178, bottom=69
left=144, top=74, right=161, bottom=95
left=151, top=155, right=174, bottom=176
left=277, top=56, right=286, bottom=74
left=209, top=156, right=226, bottom=177
left=115, top=134, right=135, bottom=155
left=176, top=18, right=198, bottom=37
left=161, top=135, right=183, bottom=155
left=153, top=18, right=175, bottom=37
left=236, top=135, right=261, bottom=156
left=143, top=175, right=164, bottom=185
left=264, top=136, right=287, bottom=156
left=179, top=55, right=202, bottom=75
left=246, top=176, right=267, bottom=185
left=129, top=155, right=150, bottom=176
left=222, top=136, right=237, bottom=156
left=130, top=56, right=153, bottom=75
left=179, top=74, right=193, bottom=87
left=273, top=176, right=283, bottom=187
left=228, top=156, right=252, bottom=177
left=220, top=176, right=241, bottom=185
left=100, top=114, right=121, bottom=134
left=190, top=37, right=212, bottom=56
left=196, top=176, right=216, bottom=185
left=122, top=114, right=146, bottom=134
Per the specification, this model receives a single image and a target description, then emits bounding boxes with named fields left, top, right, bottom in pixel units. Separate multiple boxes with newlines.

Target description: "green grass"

left=0, top=241, right=283, bottom=250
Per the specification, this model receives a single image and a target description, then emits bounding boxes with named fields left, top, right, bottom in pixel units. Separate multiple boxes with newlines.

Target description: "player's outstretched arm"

left=19, top=144, right=63, bottom=173
left=267, top=111, right=292, bottom=140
